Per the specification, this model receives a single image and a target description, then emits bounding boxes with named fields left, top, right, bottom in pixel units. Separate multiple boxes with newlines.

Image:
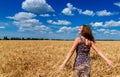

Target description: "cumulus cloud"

left=47, top=20, right=71, bottom=25
left=109, top=30, right=120, bottom=34
left=40, top=14, right=50, bottom=17
left=7, top=12, right=36, bottom=20
left=90, top=20, right=120, bottom=27
left=77, top=9, right=95, bottom=16
left=14, top=19, right=41, bottom=27
left=62, top=3, right=76, bottom=16
left=7, top=12, right=51, bottom=33
left=97, top=28, right=120, bottom=35
left=90, top=22, right=103, bottom=27
left=96, top=10, right=113, bottom=16
left=57, top=26, right=79, bottom=33
left=22, top=0, right=54, bottom=13
left=81, top=10, right=95, bottom=16
left=62, top=8, right=73, bottom=16
left=114, top=2, right=120, bottom=7
left=34, top=25, right=50, bottom=31
left=14, top=19, right=50, bottom=32
left=62, top=3, right=117, bottom=17
left=62, top=3, right=95, bottom=16
left=104, top=20, right=120, bottom=27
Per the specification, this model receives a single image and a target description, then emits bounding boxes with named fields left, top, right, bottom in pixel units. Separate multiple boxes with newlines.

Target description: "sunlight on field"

left=0, top=40, right=120, bottom=77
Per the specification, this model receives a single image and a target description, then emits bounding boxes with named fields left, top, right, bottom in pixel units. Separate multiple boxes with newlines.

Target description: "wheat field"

left=0, top=40, right=120, bottom=77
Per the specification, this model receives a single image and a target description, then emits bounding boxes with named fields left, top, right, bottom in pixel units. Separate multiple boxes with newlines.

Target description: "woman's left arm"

left=91, top=42, right=114, bottom=68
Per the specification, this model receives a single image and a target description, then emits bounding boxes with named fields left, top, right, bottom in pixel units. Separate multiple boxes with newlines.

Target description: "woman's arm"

left=59, top=37, right=80, bottom=70
left=91, top=42, right=114, bottom=68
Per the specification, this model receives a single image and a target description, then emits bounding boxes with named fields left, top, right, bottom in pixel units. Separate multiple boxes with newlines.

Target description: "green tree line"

left=0, top=36, right=68, bottom=40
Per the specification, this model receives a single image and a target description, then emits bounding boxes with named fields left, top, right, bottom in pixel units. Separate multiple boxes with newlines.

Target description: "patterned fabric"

left=73, top=37, right=91, bottom=77
left=73, top=64, right=90, bottom=77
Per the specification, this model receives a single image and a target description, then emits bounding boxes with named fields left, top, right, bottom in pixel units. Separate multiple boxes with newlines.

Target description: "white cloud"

left=62, top=3, right=76, bottom=16
left=96, top=10, right=113, bottom=16
left=47, top=20, right=71, bottom=25
left=62, top=3, right=117, bottom=17
left=57, top=26, right=79, bottom=33
left=90, top=20, right=120, bottom=27
left=22, top=0, right=54, bottom=13
left=110, top=30, right=120, bottom=34
left=104, top=29, right=120, bottom=35
left=78, top=9, right=116, bottom=17
left=104, top=20, right=120, bottom=27
left=104, top=30, right=109, bottom=34
left=114, top=2, right=120, bottom=7
left=62, top=3, right=94, bottom=16
left=14, top=19, right=41, bottom=27
left=40, top=14, right=50, bottom=17
left=62, top=8, right=73, bottom=16
left=34, top=25, right=50, bottom=31
left=7, top=12, right=51, bottom=33
left=0, top=26, right=5, bottom=29
left=81, top=10, right=95, bottom=16
left=96, top=28, right=120, bottom=35
left=7, top=12, right=36, bottom=20
left=77, top=9, right=95, bottom=16
left=14, top=19, right=50, bottom=32
left=96, top=28, right=109, bottom=34
left=90, top=22, right=103, bottom=27
left=47, top=20, right=52, bottom=23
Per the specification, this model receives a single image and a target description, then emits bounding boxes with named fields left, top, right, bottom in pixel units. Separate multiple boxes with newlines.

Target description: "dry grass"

left=0, top=40, right=120, bottom=77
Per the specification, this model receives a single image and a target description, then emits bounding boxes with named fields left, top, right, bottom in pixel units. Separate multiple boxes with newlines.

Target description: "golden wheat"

left=0, top=40, right=120, bottom=77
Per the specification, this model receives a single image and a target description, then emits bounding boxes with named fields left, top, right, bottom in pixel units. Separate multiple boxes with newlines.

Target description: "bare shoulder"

left=91, top=41, right=96, bottom=47
left=74, top=37, right=81, bottom=43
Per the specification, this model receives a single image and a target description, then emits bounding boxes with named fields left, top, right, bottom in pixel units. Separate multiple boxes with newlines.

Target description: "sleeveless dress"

left=73, top=37, right=91, bottom=77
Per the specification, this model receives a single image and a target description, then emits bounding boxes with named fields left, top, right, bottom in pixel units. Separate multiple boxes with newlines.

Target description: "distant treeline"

left=0, top=36, right=120, bottom=41
left=0, top=36, right=72, bottom=41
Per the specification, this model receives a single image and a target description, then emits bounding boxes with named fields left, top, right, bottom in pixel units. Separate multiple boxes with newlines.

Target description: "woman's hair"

left=81, top=24, right=95, bottom=42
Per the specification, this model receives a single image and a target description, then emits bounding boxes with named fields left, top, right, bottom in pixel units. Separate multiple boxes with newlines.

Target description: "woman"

left=59, top=24, right=114, bottom=77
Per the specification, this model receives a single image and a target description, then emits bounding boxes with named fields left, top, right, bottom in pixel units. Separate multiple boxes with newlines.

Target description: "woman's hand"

left=58, top=64, right=65, bottom=70
left=107, top=60, right=114, bottom=68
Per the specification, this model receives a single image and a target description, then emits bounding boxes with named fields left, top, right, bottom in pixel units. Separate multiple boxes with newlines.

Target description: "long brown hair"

left=81, top=24, right=95, bottom=43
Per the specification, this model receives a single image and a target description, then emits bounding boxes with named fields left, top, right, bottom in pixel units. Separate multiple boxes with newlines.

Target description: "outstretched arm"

left=91, top=42, right=114, bottom=68
left=59, top=37, right=80, bottom=70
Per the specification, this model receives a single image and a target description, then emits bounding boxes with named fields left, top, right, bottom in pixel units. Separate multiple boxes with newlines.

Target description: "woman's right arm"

left=58, top=37, right=80, bottom=70
left=91, top=42, right=114, bottom=68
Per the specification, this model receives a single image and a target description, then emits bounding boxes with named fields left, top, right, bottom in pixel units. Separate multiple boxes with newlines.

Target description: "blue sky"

left=0, top=0, right=120, bottom=40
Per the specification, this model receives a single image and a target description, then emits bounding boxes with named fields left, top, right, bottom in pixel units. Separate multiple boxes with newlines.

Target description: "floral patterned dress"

left=73, top=37, right=91, bottom=77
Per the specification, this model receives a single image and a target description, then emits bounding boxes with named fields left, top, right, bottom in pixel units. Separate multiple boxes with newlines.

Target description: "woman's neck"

left=81, top=36, right=86, bottom=40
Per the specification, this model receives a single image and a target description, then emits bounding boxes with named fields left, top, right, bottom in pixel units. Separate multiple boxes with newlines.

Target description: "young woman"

left=59, top=24, right=114, bottom=77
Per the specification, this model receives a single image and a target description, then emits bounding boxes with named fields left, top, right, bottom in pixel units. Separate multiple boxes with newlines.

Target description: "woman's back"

left=73, top=37, right=91, bottom=69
